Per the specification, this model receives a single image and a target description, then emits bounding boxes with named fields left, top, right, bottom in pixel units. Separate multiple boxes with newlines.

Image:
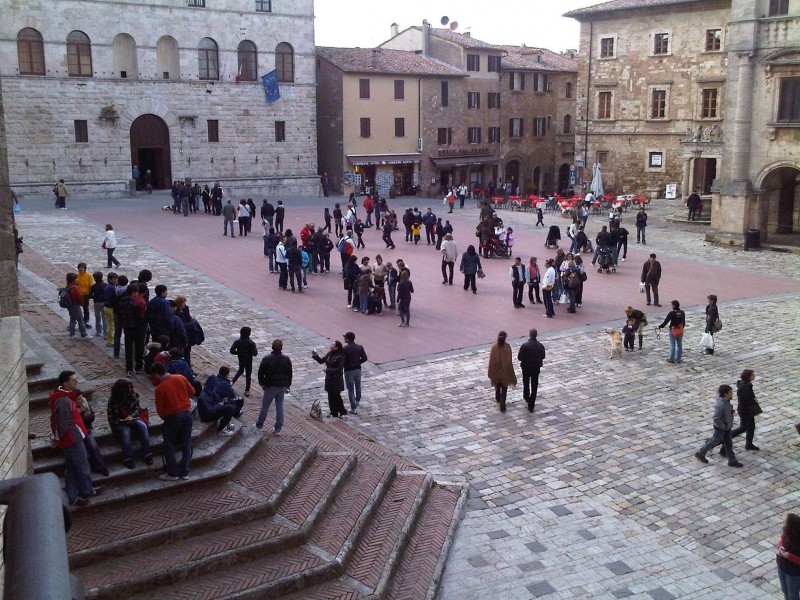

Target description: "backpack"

left=187, top=318, right=205, bottom=345
left=578, top=270, right=588, bottom=282
left=57, top=287, right=70, bottom=308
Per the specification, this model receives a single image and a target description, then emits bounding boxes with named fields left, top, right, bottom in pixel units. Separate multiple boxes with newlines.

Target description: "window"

left=395, top=118, right=405, bottom=137
left=509, top=118, right=524, bottom=138
left=648, top=152, right=663, bottom=168
left=510, top=72, right=525, bottom=91
left=705, top=29, right=722, bottom=51
left=238, top=40, right=257, bottom=81
left=701, top=88, right=719, bottom=118
left=157, top=35, right=180, bottom=80
left=533, top=117, right=547, bottom=136
left=359, top=78, right=370, bottom=99
left=275, top=120, right=285, bottom=142
left=208, top=119, right=219, bottom=142
left=198, top=37, right=219, bottom=80
left=778, top=77, right=800, bottom=123
left=74, top=120, right=88, bottom=143
left=770, top=0, right=789, bottom=16
left=467, top=127, right=481, bottom=144
left=188, top=0, right=205, bottom=6
left=394, top=79, right=404, bottom=100
left=437, top=127, right=452, bottom=145
left=275, top=43, right=294, bottom=83
left=651, top=89, right=667, bottom=119
left=113, top=33, right=138, bottom=79
left=67, top=31, right=92, bottom=77
left=468, top=92, right=480, bottom=109
left=563, top=114, right=572, bottom=134
left=255, top=0, right=271, bottom=11
left=441, top=81, right=449, bottom=106
left=600, top=37, right=615, bottom=58
left=17, top=28, right=45, bottom=75
left=360, top=117, right=371, bottom=138
left=654, top=33, right=669, bottom=55
left=597, top=151, right=609, bottom=164
left=488, top=92, right=501, bottom=109
left=533, top=73, right=548, bottom=92
left=488, top=127, right=501, bottom=143
left=467, top=54, right=480, bottom=72
left=488, top=55, right=501, bottom=72
left=598, top=92, right=612, bottom=119
left=565, top=82, right=573, bottom=98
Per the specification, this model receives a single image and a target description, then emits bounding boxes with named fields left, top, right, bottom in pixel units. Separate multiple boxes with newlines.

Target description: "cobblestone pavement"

left=14, top=196, right=800, bottom=599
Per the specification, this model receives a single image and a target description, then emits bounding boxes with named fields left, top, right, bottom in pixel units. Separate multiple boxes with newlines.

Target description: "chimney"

left=372, top=48, right=381, bottom=68
left=422, top=19, right=430, bottom=56
left=390, top=22, right=399, bottom=38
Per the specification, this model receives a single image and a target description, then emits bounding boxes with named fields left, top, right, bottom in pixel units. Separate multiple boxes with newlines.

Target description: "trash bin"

left=745, top=229, right=760, bottom=250
left=128, top=179, right=137, bottom=197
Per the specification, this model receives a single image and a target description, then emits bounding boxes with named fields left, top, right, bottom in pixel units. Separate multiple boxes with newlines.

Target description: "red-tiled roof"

left=316, top=47, right=465, bottom=77
left=565, top=0, right=715, bottom=19
left=500, top=46, right=578, bottom=73
left=426, top=27, right=505, bottom=51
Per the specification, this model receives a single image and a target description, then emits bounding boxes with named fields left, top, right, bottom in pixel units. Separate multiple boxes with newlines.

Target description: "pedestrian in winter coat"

left=312, top=341, right=348, bottom=418
left=731, top=370, right=762, bottom=451
left=488, top=331, right=517, bottom=413
left=694, top=384, right=743, bottom=467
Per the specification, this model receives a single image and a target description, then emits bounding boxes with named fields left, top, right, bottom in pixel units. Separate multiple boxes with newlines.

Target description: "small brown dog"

left=606, top=328, right=623, bottom=359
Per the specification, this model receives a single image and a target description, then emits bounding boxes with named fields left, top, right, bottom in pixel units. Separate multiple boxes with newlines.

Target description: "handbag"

left=138, top=408, right=150, bottom=426
left=699, top=332, right=714, bottom=350
left=477, top=268, right=485, bottom=279
left=670, top=324, right=684, bottom=337
left=712, top=318, right=723, bottom=333
left=101, top=240, right=107, bottom=249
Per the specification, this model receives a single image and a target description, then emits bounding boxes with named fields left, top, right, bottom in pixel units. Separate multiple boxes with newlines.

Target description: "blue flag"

left=261, top=70, right=280, bottom=103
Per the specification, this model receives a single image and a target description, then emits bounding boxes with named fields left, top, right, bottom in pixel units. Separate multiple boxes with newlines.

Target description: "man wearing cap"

left=342, top=332, right=368, bottom=414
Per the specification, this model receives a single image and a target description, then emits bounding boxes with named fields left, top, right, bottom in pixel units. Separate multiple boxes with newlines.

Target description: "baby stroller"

left=596, top=247, right=616, bottom=273
left=545, top=225, right=561, bottom=249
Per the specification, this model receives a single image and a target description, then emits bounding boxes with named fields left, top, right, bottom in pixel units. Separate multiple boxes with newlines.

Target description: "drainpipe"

left=582, top=20, right=594, bottom=185
left=418, top=77, right=423, bottom=192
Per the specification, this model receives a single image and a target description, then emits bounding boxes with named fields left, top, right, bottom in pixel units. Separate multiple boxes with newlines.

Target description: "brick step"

left=27, top=385, right=97, bottom=410
left=386, top=482, right=468, bottom=600
left=77, top=452, right=357, bottom=600
left=68, top=442, right=315, bottom=560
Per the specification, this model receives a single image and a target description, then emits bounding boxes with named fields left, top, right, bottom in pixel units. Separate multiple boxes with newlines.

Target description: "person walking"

left=686, top=190, right=702, bottom=221
left=694, top=384, right=743, bottom=468
left=657, top=300, right=686, bottom=363
left=397, top=270, right=414, bottom=327
left=441, top=234, right=458, bottom=285
left=54, top=179, right=68, bottom=209
left=256, top=339, right=292, bottom=434
left=64, top=273, right=91, bottom=339
left=510, top=257, right=528, bottom=308
left=776, top=513, right=800, bottom=600
left=312, top=341, right=348, bottom=418
left=342, top=332, right=367, bottom=414
left=635, top=207, right=647, bottom=245
left=640, top=253, right=662, bottom=307
left=102, top=224, right=121, bottom=268
left=704, top=294, right=720, bottom=355
left=222, top=200, right=237, bottom=237
left=731, top=369, right=762, bottom=451
left=542, top=259, right=556, bottom=318
left=488, top=331, right=516, bottom=413
left=151, top=362, right=195, bottom=480
left=230, top=326, right=258, bottom=396
left=518, top=329, right=545, bottom=412
left=459, top=245, right=482, bottom=294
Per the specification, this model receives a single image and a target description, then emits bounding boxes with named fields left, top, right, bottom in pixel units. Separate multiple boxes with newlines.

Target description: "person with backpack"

left=61, top=272, right=92, bottom=339
left=338, top=233, right=354, bottom=273
left=173, top=295, right=201, bottom=368
left=119, top=283, right=147, bottom=377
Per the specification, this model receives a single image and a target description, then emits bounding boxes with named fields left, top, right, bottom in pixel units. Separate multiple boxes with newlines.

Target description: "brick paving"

left=15, top=196, right=800, bottom=598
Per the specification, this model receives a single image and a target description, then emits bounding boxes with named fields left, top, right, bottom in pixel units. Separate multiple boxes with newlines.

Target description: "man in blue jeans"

left=342, top=332, right=368, bottom=414
left=151, top=362, right=194, bottom=481
left=256, top=339, right=292, bottom=434
left=694, top=384, right=743, bottom=468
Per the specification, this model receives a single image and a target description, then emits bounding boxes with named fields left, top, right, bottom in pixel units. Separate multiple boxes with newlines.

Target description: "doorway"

left=532, top=166, right=542, bottom=196
left=558, top=163, right=570, bottom=194
left=693, top=158, right=717, bottom=195
left=130, top=114, right=171, bottom=189
left=504, top=160, right=520, bottom=195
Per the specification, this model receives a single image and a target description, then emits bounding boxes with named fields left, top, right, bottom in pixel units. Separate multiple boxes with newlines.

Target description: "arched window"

left=17, top=28, right=45, bottom=75
left=563, top=114, right=572, bottom=134
left=198, top=37, right=219, bottom=80
left=237, top=40, right=257, bottom=81
left=67, top=31, right=92, bottom=77
left=157, top=36, right=180, bottom=80
left=113, top=33, right=138, bottom=79
left=275, top=42, right=294, bottom=83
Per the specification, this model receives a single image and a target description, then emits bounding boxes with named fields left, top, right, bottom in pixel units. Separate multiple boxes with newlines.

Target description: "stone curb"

left=427, top=480, right=470, bottom=600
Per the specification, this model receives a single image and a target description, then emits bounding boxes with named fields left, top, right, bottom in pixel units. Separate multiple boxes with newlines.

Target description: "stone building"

left=566, top=0, right=800, bottom=245
left=499, top=46, right=578, bottom=196
left=315, top=46, right=463, bottom=198
left=0, top=0, right=319, bottom=198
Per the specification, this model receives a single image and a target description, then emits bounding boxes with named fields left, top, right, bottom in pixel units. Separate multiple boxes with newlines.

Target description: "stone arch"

left=757, top=163, right=800, bottom=235
left=113, top=33, right=138, bottom=79
left=130, top=114, right=172, bottom=190
left=754, top=159, right=800, bottom=191
left=156, top=35, right=180, bottom=80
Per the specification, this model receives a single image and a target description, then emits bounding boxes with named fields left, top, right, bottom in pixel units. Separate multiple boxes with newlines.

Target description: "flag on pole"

left=261, top=70, right=280, bottom=103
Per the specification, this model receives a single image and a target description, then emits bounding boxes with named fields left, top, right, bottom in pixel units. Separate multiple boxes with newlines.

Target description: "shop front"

left=345, top=153, right=421, bottom=198
left=429, top=150, right=499, bottom=198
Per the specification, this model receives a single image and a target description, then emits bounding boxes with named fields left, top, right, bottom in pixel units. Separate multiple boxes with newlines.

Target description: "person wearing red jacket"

left=49, top=371, right=100, bottom=506
left=65, top=273, right=91, bottom=339
left=150, top=362, right=194, bottom=481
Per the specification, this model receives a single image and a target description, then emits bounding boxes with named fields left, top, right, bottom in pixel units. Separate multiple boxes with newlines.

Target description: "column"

left=682, top=157, right=691, bottom=198
left=730, top=53, right=754, bottom=181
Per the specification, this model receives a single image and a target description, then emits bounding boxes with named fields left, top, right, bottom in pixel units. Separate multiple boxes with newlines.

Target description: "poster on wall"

left=665, top=183, right=677, bottom=199
left=343, top=171, right=353, bottom=186
left=376, top=171, right=394, bottom=197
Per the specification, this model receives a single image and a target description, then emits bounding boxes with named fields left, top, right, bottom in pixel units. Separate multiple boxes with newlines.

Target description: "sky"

left=314, top=0, right=602, bottom=53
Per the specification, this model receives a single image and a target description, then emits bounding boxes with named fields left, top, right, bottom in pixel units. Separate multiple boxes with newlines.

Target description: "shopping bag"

left=699, top=332, right=714, bottom=350
left=559, top=293, right=568, bottom=304
left=639, top=282, right=645, bottom=293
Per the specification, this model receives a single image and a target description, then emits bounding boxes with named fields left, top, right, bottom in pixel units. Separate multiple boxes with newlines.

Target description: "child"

left=76, top=262, right=94, bottom=329
left=536, top=207, right=545, bottom=227
left=230, top=327, right=258, bottom=396
left=367, top=286, right=383, bottom=315
left=622, top=318, right=636, bottom=352
left=354, top=219, right=365, bottom=249
left=300, top=246, right=310, bottom=287
left=505, top=227, right=515, bottom=251
left=411, top=221, right=421, bottom=245
left=103, top=272, right=117, bottom=346
left=90, top=271, right=107, bottom=339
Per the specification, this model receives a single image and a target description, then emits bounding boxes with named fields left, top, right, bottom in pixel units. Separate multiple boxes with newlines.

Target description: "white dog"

left=606, top=328, right=623, bottom=359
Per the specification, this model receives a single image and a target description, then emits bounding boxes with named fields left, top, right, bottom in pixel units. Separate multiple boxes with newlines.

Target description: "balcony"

left=759, top=16, right=799, bottom=46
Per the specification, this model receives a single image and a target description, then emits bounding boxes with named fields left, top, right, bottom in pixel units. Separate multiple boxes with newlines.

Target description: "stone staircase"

left=24, top=320, right=466, bottom=599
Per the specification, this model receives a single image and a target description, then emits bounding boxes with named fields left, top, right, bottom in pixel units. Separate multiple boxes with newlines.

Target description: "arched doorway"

left=130, top=114, right=171, bottom=189
left=558, top=163, right=571, bottom=194
left=504, top=160, right=520, bottom=195
left=532, top=166, right=542, bottom=196
left=761, top=166, right=800, bottom=235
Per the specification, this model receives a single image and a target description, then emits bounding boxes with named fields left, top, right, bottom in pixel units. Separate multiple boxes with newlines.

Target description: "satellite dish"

left=440, top=16, right=449, bottom=25
left=450, top=21, right=459, bottom=30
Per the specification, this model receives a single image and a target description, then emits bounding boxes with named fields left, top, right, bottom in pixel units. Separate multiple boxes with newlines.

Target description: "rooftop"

left=500, top=46, right=578, bottom=73
left=315, top=47, right=465, bottom=77
left=564, top=0, right=716, bottom=20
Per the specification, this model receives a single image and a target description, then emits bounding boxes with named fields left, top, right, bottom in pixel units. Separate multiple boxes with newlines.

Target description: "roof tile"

left=565, top=0, right=712, bottom=19
left=500, top=46, right=578, bottom=73
left=316, top=47, right=465, bottom=77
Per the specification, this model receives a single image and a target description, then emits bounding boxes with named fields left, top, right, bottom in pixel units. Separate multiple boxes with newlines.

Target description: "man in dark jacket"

left=146, top=284, right=172, bottom=340
left=592, top=226, right=613, bottom=265
left=421, top=208, right=437, bottom=245
left=518, top=329, right=546, bottom=412
left=640, top=253, right=662, bottom=307
left=342, top=331, right=368, bottom=414
left=686, top=190, right=702, bottom=221
left=199, top=366, right=243, bottom=435
left=256, top=339, right=292, bottom=434
left=635, top=207, right=648, bottom=244
left=261, top=199, right=275, bottom=230
left=285, top=241, right=303, bottom=292
left=275, top=200, right=285, bottom=233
